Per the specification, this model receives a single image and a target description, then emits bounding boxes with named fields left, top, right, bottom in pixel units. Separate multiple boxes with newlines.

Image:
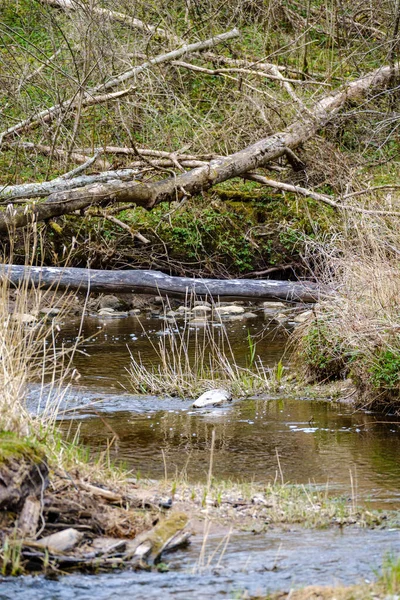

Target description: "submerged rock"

left=193, top=388, right=232, bottom=408
left=215, top=306, right=245, bottom=316
left=190, top=317, right=209, bottom=326
left=98, top=308, right=128, bottom=318
left=99, top=295, right=122, bottom=310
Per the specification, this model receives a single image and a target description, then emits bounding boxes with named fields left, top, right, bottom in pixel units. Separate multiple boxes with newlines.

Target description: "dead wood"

left=18, top=497, right=41, bottom=539
left=0, top=29, right=239, bottom=142
left=40, top=0, right=182, bottom=44
left=0, top=454, right=48, bottom=511
left=0, top=264, right=323, bottom=302
left=0, top=62, right=397, bottom=233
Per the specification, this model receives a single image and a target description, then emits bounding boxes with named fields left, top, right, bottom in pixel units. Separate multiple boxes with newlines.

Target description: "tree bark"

left=0, top=264, right=323, bottom=302
left=0, top=62, right=397, bottom=233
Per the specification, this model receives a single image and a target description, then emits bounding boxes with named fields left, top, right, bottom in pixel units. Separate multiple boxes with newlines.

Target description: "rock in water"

left=192, top=388, right=232, bottom=408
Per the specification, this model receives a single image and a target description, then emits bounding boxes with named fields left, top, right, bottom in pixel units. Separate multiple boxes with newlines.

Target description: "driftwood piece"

left=0, top=264, right=323, bottom=302
left=0, top=62, right=397, bottom=233
left=18, top=496, right=41, bottom=539
left=33, top=528, right=84, bottom=552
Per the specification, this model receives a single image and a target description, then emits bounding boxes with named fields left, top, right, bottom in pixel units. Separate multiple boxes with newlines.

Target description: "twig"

left=40, top=0, right=182, bottom=44
left=92, top=209, right=151, bottom=244
left=0, top=29, right=239, bottom=141
left=244, top=173, right=400, bottom=217
left=7, top=142, right=110, bottom=170
left=171, top=60, right=306, bottom=84
left=59, top=152, right=102, bottom=180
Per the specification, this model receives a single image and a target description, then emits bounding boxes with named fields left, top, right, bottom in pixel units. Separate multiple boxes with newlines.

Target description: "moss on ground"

left=0, top=432, right=44, bottom=466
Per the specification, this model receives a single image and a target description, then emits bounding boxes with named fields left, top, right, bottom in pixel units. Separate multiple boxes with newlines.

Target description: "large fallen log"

left=0, top=62, right=397, bottom=234
left=0, top=265, right=323, bottom=302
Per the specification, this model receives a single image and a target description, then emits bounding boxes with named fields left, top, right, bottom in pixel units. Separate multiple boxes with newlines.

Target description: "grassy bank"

left=293, top=206, right=400, bottom=412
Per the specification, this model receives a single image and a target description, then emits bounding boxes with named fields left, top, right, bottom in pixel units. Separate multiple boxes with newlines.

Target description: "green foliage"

left=298, top=319, right=351, bottom=382
left=380, top=555, right=400, bottom=594
left=369, top=349, right=400, bottom=391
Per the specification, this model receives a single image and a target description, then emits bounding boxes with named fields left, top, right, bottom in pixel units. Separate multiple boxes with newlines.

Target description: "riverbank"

left=0, top=435, right=393, bottom=577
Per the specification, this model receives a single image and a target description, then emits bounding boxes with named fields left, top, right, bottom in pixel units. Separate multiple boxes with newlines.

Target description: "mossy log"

left=0, top=264, right=323, bottom=302
left=0, top=434, right=48, bottom=511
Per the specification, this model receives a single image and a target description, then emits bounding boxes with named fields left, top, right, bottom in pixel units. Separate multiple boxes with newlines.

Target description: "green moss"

left=0, top=432, right=45, bottom=465
left=149, top=512, right=188, bottom=557
left=370, top=350, right=400, bottom=391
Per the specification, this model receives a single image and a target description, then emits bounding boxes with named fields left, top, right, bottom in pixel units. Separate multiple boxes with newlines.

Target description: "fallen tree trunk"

left=0, top=265, right=323, bottom=302
left=0, top=62, right=397, bottom=233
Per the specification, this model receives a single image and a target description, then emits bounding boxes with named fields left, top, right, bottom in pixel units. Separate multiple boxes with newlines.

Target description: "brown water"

left=53, top=314, right=400, bottom=507
left=13, top=312, right=400, bottom=598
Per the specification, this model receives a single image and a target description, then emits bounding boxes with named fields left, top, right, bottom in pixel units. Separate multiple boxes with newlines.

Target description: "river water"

left=7, top=312, right=400, bottom=599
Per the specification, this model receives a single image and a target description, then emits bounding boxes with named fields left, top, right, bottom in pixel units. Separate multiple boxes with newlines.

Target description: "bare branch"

left=40, top=0, right=182, bottom=44
left=0, top=29, right=240, bottom=141
left=91, top=209, right=150, bottom=244
left=244, top=174, right=400, bottom=217
left=0, top=86, right=136, bottom=141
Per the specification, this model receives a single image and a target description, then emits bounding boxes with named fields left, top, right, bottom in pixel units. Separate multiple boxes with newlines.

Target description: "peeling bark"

left=0, top=264, right=323, bottom=302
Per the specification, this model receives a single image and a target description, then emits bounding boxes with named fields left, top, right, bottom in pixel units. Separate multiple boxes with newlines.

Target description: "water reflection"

left=61, top=398, right=400, bottom=506
left=60, top=313, right=287, bottom=391
left=55, top=314, right=400, bottom=507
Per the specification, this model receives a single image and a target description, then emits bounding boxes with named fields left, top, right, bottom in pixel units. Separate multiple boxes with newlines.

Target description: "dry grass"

left=128, top=309, right=272, bottom=398
left=0, top=268, right=80, bottom=435
left=295, top=201, right=400, bottom=411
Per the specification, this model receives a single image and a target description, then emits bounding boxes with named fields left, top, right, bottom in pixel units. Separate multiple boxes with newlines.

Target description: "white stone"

left=215, top=305, right=245, bottom=315
left=192, top=305, right=212, bottom=313
left=36, top=528, right=83, bottom=552
left=194, top=300, right=211, bottom=308
left=192, top=388, right=232, bottom=408
left=262, top=301, right=286, bottom=309
left=177, top=306, right=191, bottom=313
left=12, top=313, right=37, bottom=324
left=294, top=310, right=313, bottom=323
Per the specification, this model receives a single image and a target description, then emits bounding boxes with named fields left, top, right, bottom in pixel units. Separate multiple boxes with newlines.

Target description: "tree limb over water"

left=0, top=62, right=398, bottom=234
left=0, top=265, right=323, bottom=302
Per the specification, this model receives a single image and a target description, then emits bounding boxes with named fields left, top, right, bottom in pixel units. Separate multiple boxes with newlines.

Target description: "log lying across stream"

left=0, top=265, right=323, bottom=302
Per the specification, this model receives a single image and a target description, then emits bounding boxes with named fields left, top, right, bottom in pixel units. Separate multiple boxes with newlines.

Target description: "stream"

left=6, top=312, right=400, bottom=599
